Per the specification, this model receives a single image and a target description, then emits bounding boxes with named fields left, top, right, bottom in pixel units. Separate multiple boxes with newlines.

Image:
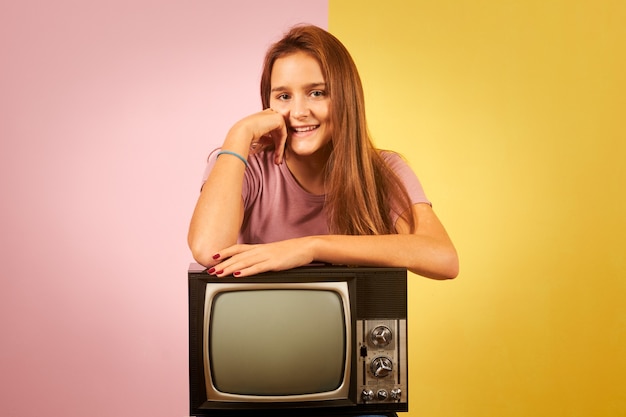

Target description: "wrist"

left=216, top=150, right=248, bottom=168
left=228, top=119, right=261, bottom=149
left=306, top=235, right=325, bottom=263
left=223, top=124, right=253, bottom=155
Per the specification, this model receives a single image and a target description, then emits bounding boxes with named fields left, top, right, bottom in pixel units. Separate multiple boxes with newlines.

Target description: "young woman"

left=188, top=24, right=458, bottom=280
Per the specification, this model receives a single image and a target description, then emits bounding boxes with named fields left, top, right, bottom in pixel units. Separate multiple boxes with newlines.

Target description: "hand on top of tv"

left=206, top=238, right=314, bottom=278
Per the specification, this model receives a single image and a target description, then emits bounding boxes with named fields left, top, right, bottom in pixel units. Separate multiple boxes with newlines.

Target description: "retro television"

left=188, top=263, right=408, bottom=417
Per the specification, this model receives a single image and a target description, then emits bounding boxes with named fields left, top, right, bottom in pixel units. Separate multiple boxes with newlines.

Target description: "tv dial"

left=361, top=387, right=400, bottom=403
left=390, top=388, right=402, bottom=401
left=361, top=389, right=374, bottom=401
left=376, top=389, right=388, bottom=401
left=370, top=356, right=393, bottom=378
left=370, top=325, right=392, bottom=347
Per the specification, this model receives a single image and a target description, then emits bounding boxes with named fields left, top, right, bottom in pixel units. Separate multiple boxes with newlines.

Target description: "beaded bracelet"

left=216, top=150, right=248, bottom=168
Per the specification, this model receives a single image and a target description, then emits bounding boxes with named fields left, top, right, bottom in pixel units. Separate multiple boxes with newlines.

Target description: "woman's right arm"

left=187, top=109, right=287, bottom=267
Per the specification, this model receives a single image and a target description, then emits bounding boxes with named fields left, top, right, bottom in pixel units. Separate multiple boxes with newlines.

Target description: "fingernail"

left=215, top=270, right=224, bottom=275
left=233, top=271, right=241, bottom=276
left=207, top=267, right=215, bottom=274
left=212, top=254, right=220, bottom=260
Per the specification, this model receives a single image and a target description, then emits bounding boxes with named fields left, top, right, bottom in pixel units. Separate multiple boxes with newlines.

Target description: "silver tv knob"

left=390, top=388, right=402, bottom=401
left=377, top=389, right=388, bottom=401
left=370, top=356, right=393, bottom=378
left=361, top=389, right=374, bottom=401
left=370, top=325, right=392, bottom=347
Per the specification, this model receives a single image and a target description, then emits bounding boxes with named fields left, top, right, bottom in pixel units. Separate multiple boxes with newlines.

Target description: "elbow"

left=415, top=266, right=458, bottom=280
left=188, top=225, right=240, bottom=268
left=410, top=248, right=459, bottom=280
left=432, top=239, right=460, bottom=279
left=441, top=256, right=460, bottom=280
left=189, top=245, right=212, bottom=268
left=191, top=251, right=214, bottom=269
left=433, top=247, right=459, bottom=280
left=437, top=249, right=460, bottom=280
left=188, top=235, right=219, bottom=268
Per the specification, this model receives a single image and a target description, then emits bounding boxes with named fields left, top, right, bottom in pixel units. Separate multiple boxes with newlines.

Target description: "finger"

left=273, top=114, right=288, bottom=165
left=209, top=257, right=242, bottom=277
left=213, top=243, right=249, bottom=259
left=230, top=259, right=276, bottom=278
left=210, top=245, right=260, bottom=276
left=214, top=258, right=253, bottom=277
left=206, top=245, right=244, bottom=274
left=249, top=140, right=261, bottom=153
left=276, top=128, right=287, bottom=165
left=232, top=263, right=267, bottom=278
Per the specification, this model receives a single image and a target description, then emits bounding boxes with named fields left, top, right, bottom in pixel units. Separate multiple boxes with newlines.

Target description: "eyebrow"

left=270, top=82, right=327, bottom=93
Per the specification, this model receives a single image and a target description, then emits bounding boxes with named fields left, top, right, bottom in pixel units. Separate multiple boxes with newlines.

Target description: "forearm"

left=188, top=126, right=252, bottom=266
left=189, top=110, right=287, bottom=266
left=309, top=233, right=459, bottom=280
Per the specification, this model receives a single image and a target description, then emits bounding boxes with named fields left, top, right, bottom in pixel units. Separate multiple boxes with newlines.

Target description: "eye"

left=310, top=90, right=326, bottom=98
left=276, top=93, right=291, bottom=101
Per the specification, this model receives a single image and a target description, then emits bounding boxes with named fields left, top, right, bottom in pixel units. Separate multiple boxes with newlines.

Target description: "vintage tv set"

left=188, top=263, right=408, bottom=416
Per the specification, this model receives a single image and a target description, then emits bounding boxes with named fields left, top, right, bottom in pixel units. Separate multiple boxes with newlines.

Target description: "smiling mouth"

left=292, top=125, right=319, bottom=133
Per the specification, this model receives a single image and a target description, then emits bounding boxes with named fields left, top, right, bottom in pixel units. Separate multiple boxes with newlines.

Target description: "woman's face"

left=269, top=51, right=332, bottom=159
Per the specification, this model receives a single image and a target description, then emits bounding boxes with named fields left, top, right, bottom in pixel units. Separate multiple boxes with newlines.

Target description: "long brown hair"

left=260, top=25, right=416, bottom=235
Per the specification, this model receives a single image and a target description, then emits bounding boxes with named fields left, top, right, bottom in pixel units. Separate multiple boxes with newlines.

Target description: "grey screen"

left=209, top=289, right=345, bottom=396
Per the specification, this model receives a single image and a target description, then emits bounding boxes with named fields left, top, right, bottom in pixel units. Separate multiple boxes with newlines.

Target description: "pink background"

left=0, top=1, right=327, bottom=416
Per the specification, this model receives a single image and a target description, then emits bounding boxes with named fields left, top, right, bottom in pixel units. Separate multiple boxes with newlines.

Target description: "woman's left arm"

left=311, top=203, right=458, bottom=279
left=209, top=203, right=458, bottom=280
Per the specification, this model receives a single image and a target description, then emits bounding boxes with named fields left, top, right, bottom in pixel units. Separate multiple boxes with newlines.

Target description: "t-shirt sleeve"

left=200, top=148, right=219, bottom=186
left=382, top=151, right=431, bottom=205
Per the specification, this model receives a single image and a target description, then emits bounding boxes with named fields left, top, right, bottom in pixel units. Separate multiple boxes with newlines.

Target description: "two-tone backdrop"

left=2, top=1, right=624, bottom=417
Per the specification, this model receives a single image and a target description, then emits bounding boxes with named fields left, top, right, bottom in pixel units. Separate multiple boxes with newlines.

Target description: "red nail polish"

left=233, top=271, right=241, bottom=276
left=212, top=254, right=220, bottom=260
left=207, top=267, right=215, bottom=274
left=215, top=270, right=224, bottom=275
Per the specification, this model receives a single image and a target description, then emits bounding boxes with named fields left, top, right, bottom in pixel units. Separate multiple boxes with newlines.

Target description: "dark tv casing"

left=188, top=263, right=408, bottom=417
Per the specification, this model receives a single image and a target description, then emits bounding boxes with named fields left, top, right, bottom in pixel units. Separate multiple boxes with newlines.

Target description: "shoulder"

left=379, top=150, right=414, bottom=176
left=378, top=149, right=430, bottom=205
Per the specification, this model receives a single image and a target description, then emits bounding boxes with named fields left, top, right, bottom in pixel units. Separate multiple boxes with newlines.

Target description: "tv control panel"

left=356, top=319, right=408, bottom=405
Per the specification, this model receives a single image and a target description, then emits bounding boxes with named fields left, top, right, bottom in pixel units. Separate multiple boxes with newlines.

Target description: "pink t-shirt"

left=202, top=149, right=429, bottom=244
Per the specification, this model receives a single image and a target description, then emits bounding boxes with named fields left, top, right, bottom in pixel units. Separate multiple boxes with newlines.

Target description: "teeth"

left=294, top=126, right=317, bottom=132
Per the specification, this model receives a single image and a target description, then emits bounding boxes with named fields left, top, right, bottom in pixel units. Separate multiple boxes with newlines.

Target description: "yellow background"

left=330, top=1, right=625, bottom=416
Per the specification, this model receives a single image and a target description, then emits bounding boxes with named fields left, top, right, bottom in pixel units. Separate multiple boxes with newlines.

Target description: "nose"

left=291, top=95, right=310, bottom=119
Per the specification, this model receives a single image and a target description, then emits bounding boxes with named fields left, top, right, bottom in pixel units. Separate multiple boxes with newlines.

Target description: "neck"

left=284, top=146, right=331, bottom=195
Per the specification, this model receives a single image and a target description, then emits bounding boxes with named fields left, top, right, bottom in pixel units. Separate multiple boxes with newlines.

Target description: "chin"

left=288, top=146, right=328, bottom=159
left=287, top=139, right=332, bottom=159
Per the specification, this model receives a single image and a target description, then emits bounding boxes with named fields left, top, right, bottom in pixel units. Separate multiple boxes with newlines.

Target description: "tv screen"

left=207, top=284, right=348, bottom=397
